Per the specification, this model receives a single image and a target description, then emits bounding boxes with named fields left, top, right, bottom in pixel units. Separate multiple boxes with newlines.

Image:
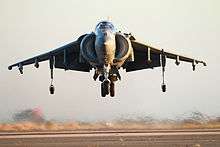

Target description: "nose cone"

left=103, top=31, right=114, bottom=40
left=96, top=30, right=115, bottom=46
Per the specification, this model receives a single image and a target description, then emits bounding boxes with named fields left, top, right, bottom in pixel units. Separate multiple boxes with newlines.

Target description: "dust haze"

left=0, top=109, right=219, bottom=132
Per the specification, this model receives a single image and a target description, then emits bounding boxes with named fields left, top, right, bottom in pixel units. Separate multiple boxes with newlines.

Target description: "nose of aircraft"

left=95, top=29, right=116, bottom=66
left=104, top=40, right=114, bottom=46
left=103, top=30, right=115, bottom=42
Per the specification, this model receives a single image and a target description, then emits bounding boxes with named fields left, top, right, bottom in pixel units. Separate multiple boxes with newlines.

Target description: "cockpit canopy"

left=95, top=21, right=116, bottom=32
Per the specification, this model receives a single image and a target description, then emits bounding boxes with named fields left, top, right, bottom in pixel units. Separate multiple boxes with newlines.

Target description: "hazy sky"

left=0, top=0, right=220, bottom=122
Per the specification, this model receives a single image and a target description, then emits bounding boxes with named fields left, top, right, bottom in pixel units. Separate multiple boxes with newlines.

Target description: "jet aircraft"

left=8, top=21, right=206, bottom=97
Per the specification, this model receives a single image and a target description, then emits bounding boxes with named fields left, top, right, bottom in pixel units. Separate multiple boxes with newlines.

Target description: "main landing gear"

left=101, top=80, right=115, bottom=97
left=93, top=65, right=119, bottom=97
left=94, top=66, right=119, bottom=97
left=110, top=82, right=115, bottom=97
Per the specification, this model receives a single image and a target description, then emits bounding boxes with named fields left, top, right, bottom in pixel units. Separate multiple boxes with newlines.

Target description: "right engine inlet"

left=114, top=33, right=132, bottom=64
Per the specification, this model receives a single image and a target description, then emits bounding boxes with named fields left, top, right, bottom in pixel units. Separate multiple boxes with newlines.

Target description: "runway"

left=0, top=129, right=220, bottom=147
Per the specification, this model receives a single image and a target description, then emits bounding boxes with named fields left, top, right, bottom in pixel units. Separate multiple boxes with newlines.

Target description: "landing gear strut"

left=93, top=70, right=99, bottom=81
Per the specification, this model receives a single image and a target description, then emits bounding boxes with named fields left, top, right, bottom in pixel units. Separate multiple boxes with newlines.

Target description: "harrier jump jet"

left=8, top=21, right=206, bottom=97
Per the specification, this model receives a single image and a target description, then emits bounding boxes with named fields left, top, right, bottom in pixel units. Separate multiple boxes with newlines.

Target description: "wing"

left=8, top=34, right=92, bottom=73
left=123, top=40, right=206, bottom=72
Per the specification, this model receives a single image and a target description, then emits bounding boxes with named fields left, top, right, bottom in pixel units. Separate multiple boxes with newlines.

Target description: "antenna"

left=107, top=16, right=112, bottom=21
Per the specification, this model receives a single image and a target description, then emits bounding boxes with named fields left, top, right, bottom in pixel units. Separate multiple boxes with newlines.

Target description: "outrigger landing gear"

left=161, top=66, right=166, bottom=92
left=161, top=49, right=166, bottom=92
left=49, top=56, right=55, bottom=95
left=49, top=83, right=55, bottom=94
left=161, top=83, right=166, bottom=92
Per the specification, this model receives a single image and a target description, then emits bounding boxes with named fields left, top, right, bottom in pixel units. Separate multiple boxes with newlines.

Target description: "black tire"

left=49, top=85, right=55, bottom=94
left=161, top=84, right=166, bottom=92
left=103, top=80, right=110, bottom=95
left=101, top=83, right=106, bottom=97
left=110, top=82, right=115, bottom=97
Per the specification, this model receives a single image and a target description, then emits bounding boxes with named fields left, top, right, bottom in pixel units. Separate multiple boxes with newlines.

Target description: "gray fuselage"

left=94, top=21, right=116, bottom=67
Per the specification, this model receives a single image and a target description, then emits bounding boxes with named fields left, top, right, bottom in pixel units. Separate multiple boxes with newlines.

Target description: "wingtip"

left=197, top=60, right=207, bottom=66
left=8, top=66, right=12, bottom=70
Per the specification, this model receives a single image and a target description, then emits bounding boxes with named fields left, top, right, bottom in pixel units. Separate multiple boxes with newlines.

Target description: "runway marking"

left=0, top=130, right=220, bottom=139
left=1, top=128, right=220, bottom=136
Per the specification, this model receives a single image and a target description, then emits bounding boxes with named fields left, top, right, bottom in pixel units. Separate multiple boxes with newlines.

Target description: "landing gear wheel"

left=103, top=80, right=110, bottom=95
left=161, top=84, right=166, bottom=92
left=101, top=83, right=106, bottom=97
left=49, top=85, right=55, bottom=94
left=101, top=80, right=110, bottom=97
left=110, top=82, right=115, bottom=97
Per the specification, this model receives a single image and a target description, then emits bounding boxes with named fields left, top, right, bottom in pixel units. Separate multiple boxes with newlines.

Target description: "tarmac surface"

left=0, top=129, right=220, bottom=147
